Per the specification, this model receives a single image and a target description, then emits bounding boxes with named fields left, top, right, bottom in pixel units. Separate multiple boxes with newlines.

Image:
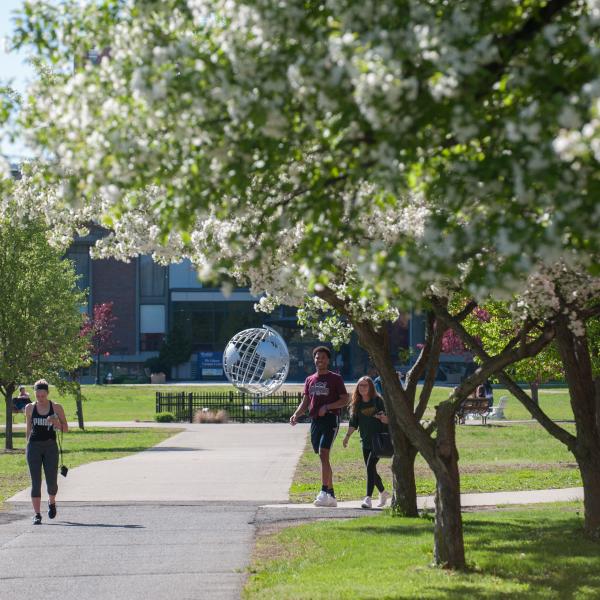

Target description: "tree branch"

left=430, top=297, right=577, bottom=450
left=581, top=303, right=600, bottom=321
left=405, top=311, right=435, bottom=397
left=484, top=0, right=576, bottom=84
left=415, top=312, right=445, bottom=421
left=455, top=299, right=478, bottom=323
left=496, top=369, right=577, bottom=451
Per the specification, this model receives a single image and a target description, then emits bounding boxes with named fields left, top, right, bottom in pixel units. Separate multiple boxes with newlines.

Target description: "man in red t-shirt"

left=290, top=346, right=348, bottom=507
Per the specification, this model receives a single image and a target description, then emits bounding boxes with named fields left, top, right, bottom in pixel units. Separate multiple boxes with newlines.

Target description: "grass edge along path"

left=0, top=427, right=182, bottom=507
left=244, top=502, right=600, bottom=599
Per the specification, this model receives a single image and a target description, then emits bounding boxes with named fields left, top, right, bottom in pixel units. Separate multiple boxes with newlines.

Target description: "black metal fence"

left=156, top=391, right=305, bottom=423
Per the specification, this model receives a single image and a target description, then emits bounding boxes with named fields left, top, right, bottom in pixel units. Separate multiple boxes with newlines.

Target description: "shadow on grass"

left=2, top=429, right=157, bottom=439
left=345, top=523, right=433, bottom=537
left=338, top=513, right=600, bottom=598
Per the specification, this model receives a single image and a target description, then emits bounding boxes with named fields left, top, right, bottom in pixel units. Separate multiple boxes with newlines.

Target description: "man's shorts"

left=310, top=413, right=340, bottom=454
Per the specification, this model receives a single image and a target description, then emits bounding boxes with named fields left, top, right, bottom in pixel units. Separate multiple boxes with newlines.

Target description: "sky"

left=1, top=0, right=36, bottom=159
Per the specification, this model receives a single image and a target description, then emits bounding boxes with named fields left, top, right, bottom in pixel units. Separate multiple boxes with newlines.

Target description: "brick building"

left=66, top=231, right=475, bottom=384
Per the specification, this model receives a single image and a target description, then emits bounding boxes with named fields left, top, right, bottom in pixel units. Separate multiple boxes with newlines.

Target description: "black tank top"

left=29, top=401, right=57, bottom=442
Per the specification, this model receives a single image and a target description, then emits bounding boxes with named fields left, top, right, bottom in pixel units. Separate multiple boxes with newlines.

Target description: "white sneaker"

left=361, top=496, right=372, bottom=509
left=377, top=490, right=391, bottom=508
left=314, top=491, right=329, bottom=506
left=325, top=493, right=337, bottom=507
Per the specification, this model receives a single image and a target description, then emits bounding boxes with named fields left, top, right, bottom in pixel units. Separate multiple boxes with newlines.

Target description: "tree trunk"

left=432, top=401, right=466, bottom=569
left=390, top=431, right=418, bottom=517
left=318, top=303, right=465, bottom=569
left=578, top=452, right=600, bottom=539
left=595, top=377, right=600, bottom=445
left=555, top=317, right=600, bottom=537
left=95, top=353, right=101, bottom=384
left=4, top=396, right=13, bottom=450
left=3, top=384, right=16, bottom=450
left=76, top=387, right=85, bottom=430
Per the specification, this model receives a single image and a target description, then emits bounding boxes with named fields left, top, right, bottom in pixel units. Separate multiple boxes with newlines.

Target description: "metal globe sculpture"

left=223, top=326, right=290, bottom=395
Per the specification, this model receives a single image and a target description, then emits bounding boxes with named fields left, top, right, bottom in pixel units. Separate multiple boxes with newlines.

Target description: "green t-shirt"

left=348, top=396, right=387, bottom=450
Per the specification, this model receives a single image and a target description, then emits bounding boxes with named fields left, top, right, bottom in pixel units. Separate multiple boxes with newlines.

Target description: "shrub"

left=144, top=356, right=169, bottom=375
left=193, top=408, right=229, bottom=423
left=155, top=411, right=175, bottom=422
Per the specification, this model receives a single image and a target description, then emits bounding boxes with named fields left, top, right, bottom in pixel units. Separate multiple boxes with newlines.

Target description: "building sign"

left=198, top=351, right=223, bottom=377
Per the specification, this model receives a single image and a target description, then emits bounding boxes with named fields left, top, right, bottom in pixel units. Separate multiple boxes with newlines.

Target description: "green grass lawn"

left=10, top=384, right=235, bottom=422
left=0, top=427, right=180, bottom=506
left=245, top=503, right=600, bottom=599
left=291, top=421, right=581, bottom=502
left=422, top=386, right=574, bottom=421
left=8, top=384, right=573, bottom=423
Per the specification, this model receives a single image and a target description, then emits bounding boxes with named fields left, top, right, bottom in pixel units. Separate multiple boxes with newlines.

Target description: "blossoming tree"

left=10, top=0, right=600, bottom=568
left=431, top=264, right=600, bottom=540
left=13, top=0, right=600, bottom=290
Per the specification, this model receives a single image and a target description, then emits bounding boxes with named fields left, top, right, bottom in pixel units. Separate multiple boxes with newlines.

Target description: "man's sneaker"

left=325, top=493, right=337, bottom=507
left=377, top=490, right=391, bottom=508
left=32, top=513, right=42, bottom=525
left=313, top=491, right=329, bottom=506
left=48, top=503, right=57, bottom=519
left=361, top=496, right=372, bottom=509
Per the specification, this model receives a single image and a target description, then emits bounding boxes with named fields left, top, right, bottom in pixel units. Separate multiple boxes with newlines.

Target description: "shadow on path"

left=59, top=521, right=145, bottom=529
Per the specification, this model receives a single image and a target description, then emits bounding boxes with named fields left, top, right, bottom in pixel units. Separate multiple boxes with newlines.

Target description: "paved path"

left=3, top=423, right=308, bottom=600
left=0, top=503, right=256, bottom=600
left=9, top=423, right=308, bottom=503
left=264, top=486, right=584, bottom=512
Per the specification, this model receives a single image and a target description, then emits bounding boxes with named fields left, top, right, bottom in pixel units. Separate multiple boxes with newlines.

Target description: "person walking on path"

left=290, top=346, right=349, bottom=507
left=343, top=376, right=391, bottom=509
left=24, top=379, right=68, bottom=525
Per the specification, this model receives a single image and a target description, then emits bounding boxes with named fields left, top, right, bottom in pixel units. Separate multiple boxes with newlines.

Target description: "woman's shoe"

left=33, top=513, right=42, bottom=525
left=377, top=490, right=391, bottom=507
left=48, top=503, right=57, bottom=519
left=360, top=496, right=372, bottom=509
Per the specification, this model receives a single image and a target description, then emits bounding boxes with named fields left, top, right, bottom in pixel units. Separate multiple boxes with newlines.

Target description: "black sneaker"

left=33, top=513, right=42, bottom=525
left=48, top=504, right=57, bottom=519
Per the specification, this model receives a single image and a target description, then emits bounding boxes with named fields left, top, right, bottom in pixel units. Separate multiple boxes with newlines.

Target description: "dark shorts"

left=310, top=413, right=340, bottom=454
left=13, top=398, right=31, bottom=411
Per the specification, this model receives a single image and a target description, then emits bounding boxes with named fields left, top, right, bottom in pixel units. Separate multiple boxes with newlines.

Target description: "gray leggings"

left=26, top=440, right=59, bottom=497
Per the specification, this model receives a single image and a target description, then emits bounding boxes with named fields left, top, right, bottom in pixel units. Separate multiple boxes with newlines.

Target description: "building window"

left=140, top=255, right=166, bottom=298
left=65, top=247, right=90, bottom=292
left=140, top=333, right=165, bottom=352
left=140, top=304, right=166, bottom=351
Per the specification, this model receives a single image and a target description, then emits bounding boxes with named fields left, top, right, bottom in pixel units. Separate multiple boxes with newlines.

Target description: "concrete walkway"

left=263, top=486, right=584, bottom=512
left=9, top=423, right=308, bottom=503
left=3, top=423, right=308, bottom=600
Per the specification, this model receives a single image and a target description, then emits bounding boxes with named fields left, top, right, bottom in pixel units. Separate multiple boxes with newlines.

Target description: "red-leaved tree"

left=81, top=302, right=117, bottom=386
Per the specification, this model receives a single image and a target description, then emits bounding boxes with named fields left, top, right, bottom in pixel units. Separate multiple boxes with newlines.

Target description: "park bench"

left=456, top=397, right=491, bottom=425
left=488, top=395, right=508, bottom=420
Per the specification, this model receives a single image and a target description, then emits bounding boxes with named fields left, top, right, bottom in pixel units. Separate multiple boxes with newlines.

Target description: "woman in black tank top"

left=25, top=379, right=68, bottom=525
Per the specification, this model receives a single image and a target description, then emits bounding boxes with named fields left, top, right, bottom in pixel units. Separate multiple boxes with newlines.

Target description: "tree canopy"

left=4, top=0, right=600, bottom=566
left=11, top=0, right=600, bottom=300
left=0, top=201, right=89, bottom=449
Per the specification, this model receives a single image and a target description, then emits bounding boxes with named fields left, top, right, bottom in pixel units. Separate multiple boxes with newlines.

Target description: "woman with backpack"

left=343, top=376, right=391, bottom=509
